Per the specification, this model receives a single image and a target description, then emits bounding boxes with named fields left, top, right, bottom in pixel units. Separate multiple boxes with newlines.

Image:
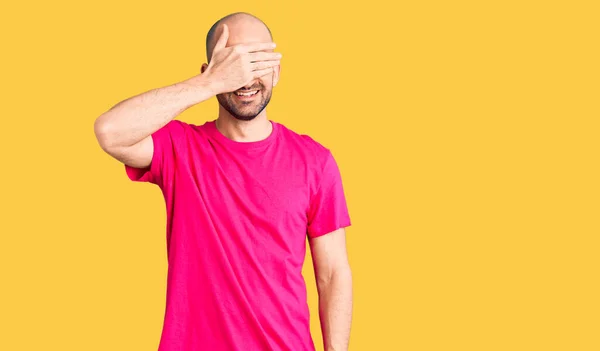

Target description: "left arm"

left=309, top=227, right=353, bottom=351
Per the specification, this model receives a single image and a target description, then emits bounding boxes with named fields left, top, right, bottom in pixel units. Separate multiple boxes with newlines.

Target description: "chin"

left=233, top=114, right=258, bottom=121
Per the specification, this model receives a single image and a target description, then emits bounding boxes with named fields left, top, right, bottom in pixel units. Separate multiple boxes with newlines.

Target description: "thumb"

left=213, top=24, right=229, bottom=53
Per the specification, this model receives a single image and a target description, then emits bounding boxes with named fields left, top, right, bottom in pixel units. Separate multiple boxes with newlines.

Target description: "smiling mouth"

left=234, top=90, right=259, bottom=97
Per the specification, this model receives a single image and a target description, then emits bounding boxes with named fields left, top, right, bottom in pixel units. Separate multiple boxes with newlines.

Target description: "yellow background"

left=1, top=0, right=598, bottom=350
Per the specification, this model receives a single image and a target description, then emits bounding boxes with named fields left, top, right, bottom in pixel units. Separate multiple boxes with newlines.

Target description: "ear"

left=273, top=64, right=281, bottom=87
left=201, top=63, right=208, bottom=74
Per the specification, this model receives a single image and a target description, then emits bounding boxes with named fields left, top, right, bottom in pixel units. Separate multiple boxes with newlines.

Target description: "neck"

left=215, top=107, right=272, bottom=142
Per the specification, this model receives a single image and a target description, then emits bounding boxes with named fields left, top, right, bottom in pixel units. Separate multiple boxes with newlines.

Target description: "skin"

left=94, top=11, right=352, bottom=351
left=309, top=228, right=353, bottom=351
left=204, top=20, right=353, bottom=350
left=201, top=14, right=280, bottom=143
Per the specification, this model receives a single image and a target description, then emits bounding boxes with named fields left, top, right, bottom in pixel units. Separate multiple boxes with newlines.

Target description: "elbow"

left=317, top=265, right=353, bottom=288
left=93, top=115, right=117, bottom=153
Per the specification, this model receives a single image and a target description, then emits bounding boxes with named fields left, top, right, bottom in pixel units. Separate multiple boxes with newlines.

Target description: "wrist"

left=182, top=74, right=221, bottom=100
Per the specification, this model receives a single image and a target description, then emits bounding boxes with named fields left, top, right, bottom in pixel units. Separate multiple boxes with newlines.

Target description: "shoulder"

left=275, top=121, right=332, bottom=167
left=163, top=119, right=209, bottom=141
left=158, top=119, right=190, bottom=137
left=153, top=119, right=201, bottom=152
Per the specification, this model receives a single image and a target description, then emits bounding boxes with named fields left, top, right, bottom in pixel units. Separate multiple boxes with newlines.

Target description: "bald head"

left=205, top=12, right=273, bottom=61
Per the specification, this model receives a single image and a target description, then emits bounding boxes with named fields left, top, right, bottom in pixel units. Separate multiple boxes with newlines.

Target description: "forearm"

left=94, top=74, right=215, bottom=149
left=317, top=268, right=353, bottom=351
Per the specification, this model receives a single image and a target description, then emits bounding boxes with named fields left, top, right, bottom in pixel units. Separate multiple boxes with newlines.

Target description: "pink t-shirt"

left=125, top=119, right=351, bottom=351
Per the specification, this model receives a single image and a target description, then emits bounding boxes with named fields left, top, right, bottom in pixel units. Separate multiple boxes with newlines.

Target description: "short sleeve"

left=124, top=120, right=184, bottom=187
left=306, top=151, right=352, bottom=239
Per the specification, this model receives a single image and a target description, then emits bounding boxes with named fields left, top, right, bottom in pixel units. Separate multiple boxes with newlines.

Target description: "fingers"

left=248, top=51, right=282, bottom=62
left=236, top=41, right=277, bottom=53
left=253, top=67, right=275, bottom=78
left=251, top=60, right=280, bottom=71
left=213, top=24, right=229, bottom=53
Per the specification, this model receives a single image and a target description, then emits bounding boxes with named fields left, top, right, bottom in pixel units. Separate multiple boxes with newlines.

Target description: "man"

left=94, top=12, right=353, bottom=351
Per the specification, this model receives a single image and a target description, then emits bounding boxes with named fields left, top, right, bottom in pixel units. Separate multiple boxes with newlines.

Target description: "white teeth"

left=235, top=90, right=258, bottom=96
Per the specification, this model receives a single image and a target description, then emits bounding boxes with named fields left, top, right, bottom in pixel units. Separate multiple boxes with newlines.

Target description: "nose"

left=241, top=80, right=260, bottom=89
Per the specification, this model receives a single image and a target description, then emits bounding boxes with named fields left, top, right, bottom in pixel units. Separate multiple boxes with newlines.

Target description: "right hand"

left=203, top=24, right=282, bottom=95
